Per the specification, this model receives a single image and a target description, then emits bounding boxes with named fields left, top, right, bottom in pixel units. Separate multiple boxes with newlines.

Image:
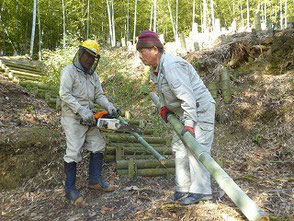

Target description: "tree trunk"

left=30, top=0, right=37, bottom=57
left=153, top=0, right=157, bottom=32
left=239, top=0, right=244, bottom=27
left=284, top=0, right=287, bottom=28
left=192, top=0, right=195, bottom=27
left=37, top=0, right=42, bottom=60
left=203, top=0, right=207, bottom=33
left=246, top=0, right=250, bottom=29
left=133, top=0, right=137, bottom=44
left=264, top=0, right=267, bottom=24
left=210, top=0, right=215, bottom=31
left=62, top=0, right=66, bottom=48
left=279, top=0, right=283, bottom=29
left=176, top=0, right=178, bottom=34
left=126, top=0, right=130, bottom=42
left=149, top=3, right=153, bottom=30
left=106, top=0, right=113, bottom=45
left=111, top=0, right=116, bottom=46
left=86, top=0, right=90, bottom=39
left=167, top=0, right=177, bottom=40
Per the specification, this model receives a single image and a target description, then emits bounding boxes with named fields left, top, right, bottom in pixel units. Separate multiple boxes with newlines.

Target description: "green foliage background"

left=1, top=0, right=293, bottom=55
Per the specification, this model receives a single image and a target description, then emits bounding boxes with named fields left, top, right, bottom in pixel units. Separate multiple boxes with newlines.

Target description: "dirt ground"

left=1, top=30, right=294, bottom=221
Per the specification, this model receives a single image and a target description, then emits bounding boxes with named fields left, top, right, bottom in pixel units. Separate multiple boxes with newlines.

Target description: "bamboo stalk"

left=19, top=81, right=58, bottom=91
left=10, top=70, right=42, bottom=79
left=221, top=69, right=232, bottom=103
left=105, top=146, right=172, bottom=155
left=128, top=158, right=136, bottom=179
left=8, top=66, right=42, bottom=75
left=0, top=58, right=41, bottom=71
left=4, top=72, right=40, bottom=81
left=105, top=134, right=166, bottom=144
left=117, top=168, right=175, bottom=176
left=150, top=92, right=269, bottom=221
left=117, top=159, right=175, bottom=169
left=208, top=82, right=218, bottom=99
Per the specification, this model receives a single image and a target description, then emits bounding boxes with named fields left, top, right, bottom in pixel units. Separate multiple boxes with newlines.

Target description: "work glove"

left=181, top=120, right=195, bottom=137
left=160, top=106, right=172, bottom=123
left=77, top=106, right=95, bottom=124
left=107, top=105, right=121, bottom=117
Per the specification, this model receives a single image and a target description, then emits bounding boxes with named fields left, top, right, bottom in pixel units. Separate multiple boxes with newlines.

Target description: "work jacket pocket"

left=198, top=121, right=214, bottom=131
left=196, top=101, right=215, bottom=124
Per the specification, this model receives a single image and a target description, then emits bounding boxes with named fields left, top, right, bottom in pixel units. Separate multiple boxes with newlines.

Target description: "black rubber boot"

left=169, top=191, right=189, bottom=201
left=88, top=152, right=115, bottom=192
left=180, top=193, right=212, bottom=205
left=64, top=161, right=83, bottom=204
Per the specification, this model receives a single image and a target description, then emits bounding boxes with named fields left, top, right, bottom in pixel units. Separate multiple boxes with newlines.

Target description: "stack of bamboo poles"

left=0, top=58, right=43, bottom=81
left=102, top=118, right=175, bottom=178
left=0, top=58, right=60, bottom=109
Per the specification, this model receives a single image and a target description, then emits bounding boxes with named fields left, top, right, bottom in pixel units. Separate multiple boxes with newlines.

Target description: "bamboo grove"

left=0, top=0, right=293, bottom=56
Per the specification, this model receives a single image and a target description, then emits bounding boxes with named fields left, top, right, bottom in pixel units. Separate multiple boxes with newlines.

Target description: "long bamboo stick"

left=117, top=159, right=175, bottom=169
left=117, top=116, right=166, bottom=165
left=105, top=146, right=172, bottom=155
left=150, top=92, right=269, bottom=221
left=117, top=168, right=175, bottom=176
left=105, top=134, right=166, bottom=144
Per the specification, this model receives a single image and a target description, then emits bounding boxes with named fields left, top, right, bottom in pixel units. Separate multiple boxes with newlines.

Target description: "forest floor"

left=0, top=29, right=294, bottom=221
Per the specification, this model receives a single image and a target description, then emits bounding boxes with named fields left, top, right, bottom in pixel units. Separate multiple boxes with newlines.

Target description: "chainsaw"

left=81, top=110, right=144, bottom=134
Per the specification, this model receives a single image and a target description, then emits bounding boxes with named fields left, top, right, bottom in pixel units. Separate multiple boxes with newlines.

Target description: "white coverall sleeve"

left=94, top=77, right=114, bottom=110
left=59, top=68, right=82, bottom=113
left=164, top=63, right=197, bottom=122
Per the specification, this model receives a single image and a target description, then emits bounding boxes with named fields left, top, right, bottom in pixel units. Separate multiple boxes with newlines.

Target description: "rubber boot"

left=64, top=161, right=83, bottom=204
left=88, top=152, right=115, bottom=192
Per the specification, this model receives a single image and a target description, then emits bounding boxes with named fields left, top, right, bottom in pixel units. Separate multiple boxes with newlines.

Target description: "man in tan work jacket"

left=59, top=40, right=117, bottom=205
left=136, top=30, right=215, bottom=205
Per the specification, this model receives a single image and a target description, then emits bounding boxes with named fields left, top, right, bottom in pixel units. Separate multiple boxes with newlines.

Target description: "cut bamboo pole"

left=117, top=159, right=175, bottom=169
left=106, top=134, right=166, bottom=144
left=221, top=69, right=232, bottom=103
left=128, top=158, right=136, bottom=179
left=0, top=58, right=41, bottom=71
left=10, top=70, right=42, bottom=79
left=208, top=82, right=218, bottom=99
left=150, top=92, right=269, bottom=221
left=117, top=168, right=175, bottom=176
left=105, top=146, right=172, bottom=155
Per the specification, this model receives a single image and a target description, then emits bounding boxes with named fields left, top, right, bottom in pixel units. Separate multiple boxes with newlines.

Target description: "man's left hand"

left=107, top=105, right=121, bottom=117
left=181, top=120, right=195, bottom=137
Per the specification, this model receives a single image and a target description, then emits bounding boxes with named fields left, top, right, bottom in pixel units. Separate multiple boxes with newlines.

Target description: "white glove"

left=77, top=106, right=94, bottom=124
left=107, top=105, right=117, bottom=116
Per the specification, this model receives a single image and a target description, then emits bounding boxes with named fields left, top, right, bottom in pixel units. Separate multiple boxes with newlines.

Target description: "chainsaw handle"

left=94, top=111, right=108, bottom=119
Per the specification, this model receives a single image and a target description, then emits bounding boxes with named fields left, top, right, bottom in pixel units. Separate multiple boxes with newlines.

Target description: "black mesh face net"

left=73, top=47, right=100, bottom=75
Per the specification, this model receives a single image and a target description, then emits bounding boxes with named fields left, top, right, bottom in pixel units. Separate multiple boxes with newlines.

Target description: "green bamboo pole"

left=105, top=146, right=172, bottom=155
left=150, top=92, right=269, bottom=221
left=117, top=159, right=175, bottom=169
left=208, top=82, right=218, bottom=99
left=117, top=168, right=175, bottom=176
left=117, top=116, right=166, bottom=165
left=221, top=69, right=232, bottom=103
left=105, top=134, right=166, bottom=144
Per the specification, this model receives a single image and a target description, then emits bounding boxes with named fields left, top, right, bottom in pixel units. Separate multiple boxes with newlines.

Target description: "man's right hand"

left=77, top=106, right=95, bottom=124
left=160, top=106, right=172, bottom=123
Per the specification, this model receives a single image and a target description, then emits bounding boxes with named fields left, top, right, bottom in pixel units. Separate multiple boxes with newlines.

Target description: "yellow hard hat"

left=80, top=40, right=100, bottom=57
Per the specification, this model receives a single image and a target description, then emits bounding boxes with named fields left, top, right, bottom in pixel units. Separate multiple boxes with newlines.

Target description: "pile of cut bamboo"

left=102, top=117, right=175, bottom=178
left=0, top=58, right=60, bottom=108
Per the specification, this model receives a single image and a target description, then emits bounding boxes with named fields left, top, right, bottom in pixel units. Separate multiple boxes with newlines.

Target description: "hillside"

left=0, top=29, right=293, bottom=221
